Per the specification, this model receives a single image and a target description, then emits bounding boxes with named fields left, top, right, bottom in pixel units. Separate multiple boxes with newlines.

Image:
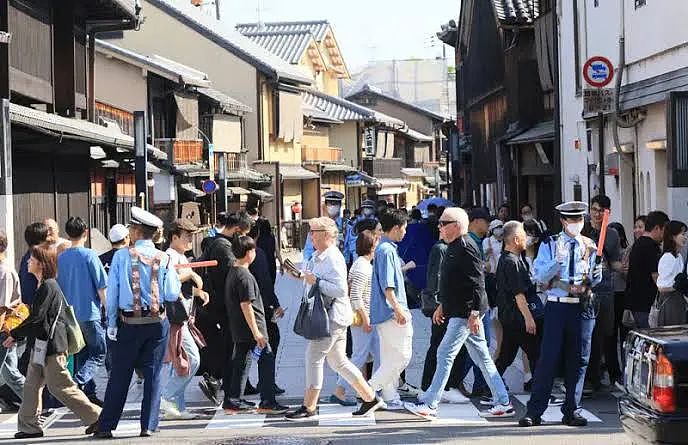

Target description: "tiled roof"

left=147, top=0, right=311, bottom=85
left=236, top=20, right=330, bottom=42
left=239, top=30, right=316, bottom=65
left=346, top=84, right=450, bottom=122
left=302, top=89, right=404, bottom=128
left=96, top=39, right=211, bottom=88
left=197, top=87, right=252, bottom=115
left=493, top=0, right=540, bottom=24
left=10, top=103, right=167, bottom=160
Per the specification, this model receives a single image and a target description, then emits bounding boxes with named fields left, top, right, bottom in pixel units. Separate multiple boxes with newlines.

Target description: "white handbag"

left=31, top=297, right=62, bottom=367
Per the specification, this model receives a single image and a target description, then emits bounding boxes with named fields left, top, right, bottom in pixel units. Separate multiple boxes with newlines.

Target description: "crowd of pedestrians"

left=0, top=192, right=684, bottom=438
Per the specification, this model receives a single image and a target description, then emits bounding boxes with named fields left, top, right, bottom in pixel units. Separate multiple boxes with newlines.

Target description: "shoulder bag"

left=293, top=279, right=331, bottom=340
left=62, top=298, right=85, bottom=355
left=32, top=296, right=62, bottom=367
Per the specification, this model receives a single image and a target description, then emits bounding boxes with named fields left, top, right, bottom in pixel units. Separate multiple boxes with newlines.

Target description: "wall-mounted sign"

left=583, top=56, right=615, bottom=88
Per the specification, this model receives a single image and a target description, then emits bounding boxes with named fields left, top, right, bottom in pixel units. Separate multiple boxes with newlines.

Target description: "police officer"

left=94, top=207, right=182, bottom=439
left=519, top=201, right=602, bottom=428
left=303, top=191, right=345, bottom=261
left=343, top=199, right=377, bottom=266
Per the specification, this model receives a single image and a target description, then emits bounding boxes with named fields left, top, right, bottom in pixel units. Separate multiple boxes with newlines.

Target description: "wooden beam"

left=53, top=0, right=76, bottom=117
left=0, top=0, right=9, bottom=100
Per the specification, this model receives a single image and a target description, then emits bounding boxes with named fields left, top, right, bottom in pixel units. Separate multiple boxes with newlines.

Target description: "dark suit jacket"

left=438, top=235, right=489, bottom=319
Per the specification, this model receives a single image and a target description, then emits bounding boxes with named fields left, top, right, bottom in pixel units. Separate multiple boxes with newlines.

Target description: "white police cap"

left=555, top=201, right=588, bottom=217
left=130, top=206, right=163, bottom=228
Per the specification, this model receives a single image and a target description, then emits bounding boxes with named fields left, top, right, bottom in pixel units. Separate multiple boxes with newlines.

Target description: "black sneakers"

left=223, top=399, right=256, bottom=415
left=562, top=412, right=588, bottom=426
left=257, top=401, right=290, bottom=415
left=199, top=374, right=221, bottom=406
left=285, top=405, right=317, bottom=421
left=352, top=396, right=384, bottom=417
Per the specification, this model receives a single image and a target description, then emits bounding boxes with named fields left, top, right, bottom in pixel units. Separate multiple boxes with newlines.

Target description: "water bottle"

left=251, top=345, right=263, bottom=361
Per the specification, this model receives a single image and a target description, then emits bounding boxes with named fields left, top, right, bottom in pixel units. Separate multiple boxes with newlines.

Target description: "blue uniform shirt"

left=106, top=240, right=181, bottom=328
left=19, top=250, right=37, bottom=305
left=57, top=247, right=108, bottom=322
left=533, top=232, right=603, bottom=296
left=370, top=236, right=408, bottom=325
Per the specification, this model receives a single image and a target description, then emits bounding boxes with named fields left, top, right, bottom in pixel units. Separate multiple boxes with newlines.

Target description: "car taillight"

left=652, top=350, right=676, bottom=413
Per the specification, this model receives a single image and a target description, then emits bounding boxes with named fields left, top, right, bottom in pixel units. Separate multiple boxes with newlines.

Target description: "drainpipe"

left=552, top=0, right=562, bottom=204
left=612, top=0, right=644, bottom=215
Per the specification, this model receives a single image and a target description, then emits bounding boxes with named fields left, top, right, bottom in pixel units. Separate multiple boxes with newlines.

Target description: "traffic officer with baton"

left=94, top=207, right=182, bottom=439
left=519, top=201, right=602, bottom=428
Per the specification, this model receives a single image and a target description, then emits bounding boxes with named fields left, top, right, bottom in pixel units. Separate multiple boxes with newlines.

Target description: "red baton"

left=596, top=209, right=610, bottom=263
left=174, top=260, right=218, bottom=269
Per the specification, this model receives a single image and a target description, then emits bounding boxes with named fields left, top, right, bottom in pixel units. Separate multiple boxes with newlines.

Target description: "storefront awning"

left=280, top=164, right=319, bottom=180
left=345, top=172, right=377, bottom=187
left=180, top=183, right=206, bottom=198
left=377, top=178, right=408, bottom=188
left=400, top=127, right=433, bottom=142
left=250, top=189, right=273, bottom=201
left=506, top=121, right=554, bottom=145
left=128, top=161, right=162, bottom=174
left=322, top=163, right=357, bottom=173
left=228, top=186, right=250, bottom=195
left=10, top=103, right=167, bottom=160
left=400, top=168, right=425, bottom=177
left=226, top=168, right=272, bottom=184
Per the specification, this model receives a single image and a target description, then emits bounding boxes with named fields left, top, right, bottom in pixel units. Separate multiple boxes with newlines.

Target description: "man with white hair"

left=406, top=207, right=513, bottom=420
left=44, top=218, right=70, bottom=254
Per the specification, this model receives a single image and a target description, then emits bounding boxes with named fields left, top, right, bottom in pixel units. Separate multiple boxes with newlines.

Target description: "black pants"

left=196, top=304, right=230, bottom=380
left=267, top=320, right=280, bottom=359
left=606, top=291, right=625, bottom=383
left=421, top=320, right=462, bottom=391
left=587, top=293, right=614, bottom=388
left=494, top=319, right=543, bottom=378
left=224, top=341, right=276, bottom=406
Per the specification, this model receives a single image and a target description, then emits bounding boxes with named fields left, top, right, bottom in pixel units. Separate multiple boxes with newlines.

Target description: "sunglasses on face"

left=438, top=220, right=457, bottom=227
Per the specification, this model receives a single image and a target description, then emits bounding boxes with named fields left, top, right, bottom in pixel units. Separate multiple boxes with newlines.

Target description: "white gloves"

left=107, top=327, right=118, bottom=341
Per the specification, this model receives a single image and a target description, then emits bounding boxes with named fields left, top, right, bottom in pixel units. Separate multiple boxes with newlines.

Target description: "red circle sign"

left=583, top=56, right=615, bottom=88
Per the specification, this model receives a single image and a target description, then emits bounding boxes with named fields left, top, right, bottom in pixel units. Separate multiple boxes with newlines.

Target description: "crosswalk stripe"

left=0, top=415, right=17, bottom=439
left=433, top=403, right=489, bottom=425
left=514, top=395, right=602, bottom=423
left=317, top=404, right=375, bottom=427
left=205, top=407, right=266, bottom=429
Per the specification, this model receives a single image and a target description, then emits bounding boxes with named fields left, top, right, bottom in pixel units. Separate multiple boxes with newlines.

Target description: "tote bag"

left=62, top=301, right=86, bottom=355
left=293, top=280, right=331, bottom=340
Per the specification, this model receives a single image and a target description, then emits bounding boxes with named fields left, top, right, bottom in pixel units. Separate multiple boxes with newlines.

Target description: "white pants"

left=368, top=314, right=413, bottom=401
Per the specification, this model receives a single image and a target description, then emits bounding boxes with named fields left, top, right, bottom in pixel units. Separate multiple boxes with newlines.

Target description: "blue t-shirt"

left=370, top=237, right=408, bottom=325
left=57, top=247, right=108, bottom=322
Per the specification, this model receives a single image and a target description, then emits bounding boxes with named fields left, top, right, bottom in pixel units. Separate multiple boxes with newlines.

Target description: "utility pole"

left=552, top=0, right=563, bottom=206
left=134, top=111, right=148, bottom=210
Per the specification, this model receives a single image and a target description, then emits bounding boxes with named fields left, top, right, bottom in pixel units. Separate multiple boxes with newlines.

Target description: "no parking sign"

left=583, top=56, right=615, bottom=88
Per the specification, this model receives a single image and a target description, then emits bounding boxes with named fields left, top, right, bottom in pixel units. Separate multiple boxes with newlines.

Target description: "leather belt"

left=119, top=309, right=166, bottom=325
left=547, top=296, right=580, bottom=304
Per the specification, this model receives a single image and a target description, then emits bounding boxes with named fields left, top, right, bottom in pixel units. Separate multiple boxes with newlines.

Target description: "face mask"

left=362, top=208, right=374, bottom=217
left=326, top=205, right=341, bottom=218
left=522, top=213, right=534, bottom=221
left=526, top=236, right=536, bottom=248
left=566, top=221, right=585, bottom=237
left=492, top=228, right=504, bottom=239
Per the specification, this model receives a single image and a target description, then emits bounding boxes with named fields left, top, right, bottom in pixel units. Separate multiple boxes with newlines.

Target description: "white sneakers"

left=441, top=388, right=470, bottom=404
left=478, top=403, right=515, bottom=418
left=404, top=401, right=437, bottom=421
left=160, top=399, right=198, bottom=420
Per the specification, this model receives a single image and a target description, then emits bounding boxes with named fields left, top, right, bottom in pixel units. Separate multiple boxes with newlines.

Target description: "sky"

left=220, top=0, right=459, bottom=72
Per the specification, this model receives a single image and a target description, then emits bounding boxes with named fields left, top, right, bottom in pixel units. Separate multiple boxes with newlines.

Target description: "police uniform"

left=96, top=208, right=181, bottom=438
left=342, top=199, right=377, bottom=266
left=521, top=201, right=602, bottom=427
left=303, top=191, right=345, bottom=261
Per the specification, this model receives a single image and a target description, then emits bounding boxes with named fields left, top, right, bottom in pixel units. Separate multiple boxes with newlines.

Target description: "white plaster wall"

left=95, top=53, right=148, bottom=112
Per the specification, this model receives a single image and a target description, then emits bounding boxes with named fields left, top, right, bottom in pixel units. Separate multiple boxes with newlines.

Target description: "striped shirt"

left=349, top=256, right=372, bottom=314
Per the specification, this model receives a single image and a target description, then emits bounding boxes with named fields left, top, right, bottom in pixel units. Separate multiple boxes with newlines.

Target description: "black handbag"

left=164, top=297, right=189, bottom=325
left=293, top=280, right=331, bottom=340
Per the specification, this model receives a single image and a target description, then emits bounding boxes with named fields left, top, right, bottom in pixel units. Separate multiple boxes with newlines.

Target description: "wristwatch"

left=470, top=310, right=480, bottom=318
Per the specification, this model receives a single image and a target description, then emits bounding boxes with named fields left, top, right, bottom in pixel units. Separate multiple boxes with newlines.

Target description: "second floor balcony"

left=302, top=146, right=343, bottom=163
left=154, top=139, right=204, bottom=165
left=362, top=158, right=403, bottom=179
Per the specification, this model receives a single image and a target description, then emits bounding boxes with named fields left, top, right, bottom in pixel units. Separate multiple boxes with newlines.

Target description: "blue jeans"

left=75, top=320, right=107, bottom=395
left=163, top=324, right=200, bottom=411
left=458, top=314, right=491, bottom=393
left=422, top=316, right=509, bottom=409
left=0, top=334, right=25, bottom=399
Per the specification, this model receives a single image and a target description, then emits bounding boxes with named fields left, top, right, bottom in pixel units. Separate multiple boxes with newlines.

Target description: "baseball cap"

left=109, top=224, right=129, bottom=243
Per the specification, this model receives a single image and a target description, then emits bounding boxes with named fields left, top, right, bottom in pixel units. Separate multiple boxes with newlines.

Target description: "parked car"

left=619, top=327, right=688, bottom=444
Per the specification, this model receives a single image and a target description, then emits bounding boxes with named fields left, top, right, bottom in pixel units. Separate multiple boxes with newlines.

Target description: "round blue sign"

left=201, top=179, right=218, bottom=194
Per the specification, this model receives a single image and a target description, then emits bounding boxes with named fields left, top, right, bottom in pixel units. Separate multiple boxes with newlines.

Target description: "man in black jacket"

left=405, top=207, right=513, bottom=421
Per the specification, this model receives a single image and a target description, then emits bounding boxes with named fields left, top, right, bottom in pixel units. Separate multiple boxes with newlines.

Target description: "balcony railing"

left=302, top=146, right=343, bottom=163
left=213, top=152, right=248, bottom=175
left=362, top=158, right=403, bottom=179
left=154, top=139, right=204, bottom=165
